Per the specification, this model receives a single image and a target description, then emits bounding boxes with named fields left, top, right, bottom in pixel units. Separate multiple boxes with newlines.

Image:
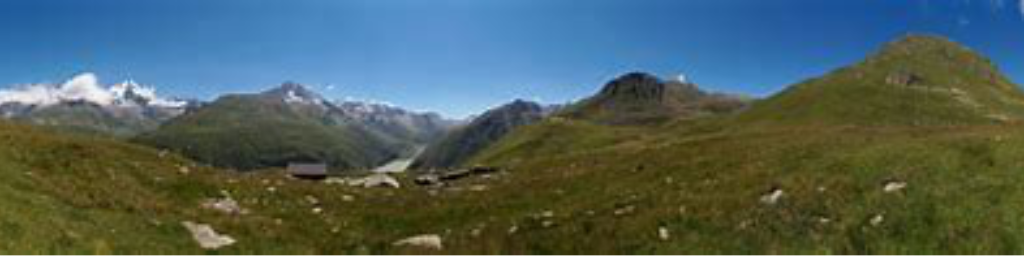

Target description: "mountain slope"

left=0, top=120, right=220, bottom=253
left=448, top=35, right=1024, bottom=253
left=333, top=101, right=458, bottom=146
left=134, top=83, right=402, bottom=171
left=736, top=34, right=1024, bottom=126
left=409, top=100, right=548, bottom=170
left=560, top=72, right=747, bottom=125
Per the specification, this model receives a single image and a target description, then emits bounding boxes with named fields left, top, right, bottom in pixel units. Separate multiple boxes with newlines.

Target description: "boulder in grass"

left=360, top=173, right=401, bottom=188
left=883, top=180, right=907, bottom=193
left=181, top=221, right=235, bottom=250
left=393, top=234, right=443, bottom=250
left=759, top=188, right=784, bottom=205
left=201, top=195, right=247, bottom=215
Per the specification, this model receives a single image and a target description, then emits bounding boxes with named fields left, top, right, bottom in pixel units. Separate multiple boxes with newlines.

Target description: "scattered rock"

left=439, top=169, right=473, bottom=181
left=181, top=221, right=235, bottom=250
left=658, top=227, right=671, bottom=241
left=200, top=195, right=248, bottom=215
left=413, top=175, right=441, bottom=186
left=393, top=234, right=443, bottom=250
left=304, top=195, right=320, bottom=205
left=507, top=225, right=519, bottom=234
left=438, top=166, right=501, bottom=182
left=358, top=173, right=401, bottom=188
left=759, top=188, right=785, bottom=205
left=178, top=166, right=191, bottom=175
left=614, top=205, right=636, bottom=216
left=870, top=214, right=885, bottom=226
left=817, top=217, right=832, bottom=225
left=468, top=185, right=488, bottom=192
left=341, top=194, right=355, bottom=202
left=324, top=177, right=348, bottom=185
left=312, top=207, right=323, bottom=214
left=886, top=71, right=922, bottom=87
left=883, top=181, right=907, bottom=193
left=540, top=210, right=555, bottom=218
left=541, top=220, right=556, bottom=228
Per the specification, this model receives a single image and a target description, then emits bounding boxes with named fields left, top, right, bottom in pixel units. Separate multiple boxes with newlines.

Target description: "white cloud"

left=1019, top=0, right=1024, bottom=18
left=58, top=73, right=116, bottom=105
left=0, top=73, right=184, bottom=107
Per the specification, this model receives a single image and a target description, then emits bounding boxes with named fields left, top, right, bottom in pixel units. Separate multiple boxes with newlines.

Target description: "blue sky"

left=0, top=0, right=1022, bottom=118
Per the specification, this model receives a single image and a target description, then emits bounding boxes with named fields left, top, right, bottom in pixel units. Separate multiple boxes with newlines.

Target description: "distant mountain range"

left=0, top=73, right=196, bottom=136
left=133, top=82, right=456, bottom=171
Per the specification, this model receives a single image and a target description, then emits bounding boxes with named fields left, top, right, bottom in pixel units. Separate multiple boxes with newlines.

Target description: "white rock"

left=393, top=234, right=443, bottom=250
left=759, top=188, right=785, bottom=205
left=200, top=196, right=247, bottom=215
left=304, top=195, right=320, bottom=205
left=870, top=214, right=885, bottom=226
left=658, top=227, right=671, bottom=241
left=356, top=173, right=401, bottom=188
left=540, top=210, right=555, bottom=218
left=324, top=177, right=349, bottom=185
left=181, top=221, right=235, bottom=249
left=883, top=181, right=907, bottom=193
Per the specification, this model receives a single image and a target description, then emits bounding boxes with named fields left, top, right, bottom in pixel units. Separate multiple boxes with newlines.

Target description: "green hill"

left=134, top=83, right=402, bottom=171
left=409, top=100, right=548, bottom=171
left=560, top=72, right=747, bottom=125
left=450, top=34, right=1024, bottom=253
left=735, top=34, right=1024, bottom=126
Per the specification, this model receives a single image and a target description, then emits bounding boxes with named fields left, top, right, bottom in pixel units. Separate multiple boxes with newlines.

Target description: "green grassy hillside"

left=451, top=34, right=1024, bottom=253
left=7, top=34, right=1024, bottom=254
left=410, top=100, right=547, bottom=171
left=735, top=35, right=1024, bottom=127
left=559, top=72, right=747, bottom=125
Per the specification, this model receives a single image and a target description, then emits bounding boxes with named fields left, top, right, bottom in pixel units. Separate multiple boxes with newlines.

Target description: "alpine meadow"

left=0, top=0, right=1023, bottom=255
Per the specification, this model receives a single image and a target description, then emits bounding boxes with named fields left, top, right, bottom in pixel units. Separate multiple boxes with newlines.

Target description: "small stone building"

left=287, top=163, right=328, bottom=180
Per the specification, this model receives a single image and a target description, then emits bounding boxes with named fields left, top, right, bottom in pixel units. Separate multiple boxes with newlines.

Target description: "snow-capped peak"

left=673, top=73, right=690, bottom=84
left=0, top=73, right=187, bottom=108
left=268, top=82, right=324, bottom=106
